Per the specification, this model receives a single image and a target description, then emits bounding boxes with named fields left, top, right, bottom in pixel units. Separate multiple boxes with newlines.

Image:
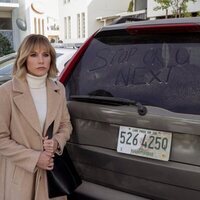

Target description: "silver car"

left=0, top=48, right=77, bottom=85
left=0, top=53, right=16, bottom=84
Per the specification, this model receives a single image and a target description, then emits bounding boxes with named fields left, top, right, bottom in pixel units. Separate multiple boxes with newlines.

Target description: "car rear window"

left=66, top=30, right=200, bottom=115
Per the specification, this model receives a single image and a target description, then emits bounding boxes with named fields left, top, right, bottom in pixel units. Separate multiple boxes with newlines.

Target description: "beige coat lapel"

left=12, top=78, right=62, bottom=137
left=43, top=79, right=61, bottom=136
left=12, top=77, right=42, bottom=135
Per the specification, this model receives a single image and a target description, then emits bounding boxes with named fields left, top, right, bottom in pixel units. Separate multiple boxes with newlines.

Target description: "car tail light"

left=59, top=32, right=97, bottom=83
left=126, top=23, right=200, bottom=34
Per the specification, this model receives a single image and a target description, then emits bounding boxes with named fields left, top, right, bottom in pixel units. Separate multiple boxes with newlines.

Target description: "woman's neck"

left=26, top=73, right=47, bottom=89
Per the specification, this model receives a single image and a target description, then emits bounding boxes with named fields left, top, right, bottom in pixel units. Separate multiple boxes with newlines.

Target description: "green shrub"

left=0, top=33, right=14, bottom=57
left=127, top=0, right=134, bottom=12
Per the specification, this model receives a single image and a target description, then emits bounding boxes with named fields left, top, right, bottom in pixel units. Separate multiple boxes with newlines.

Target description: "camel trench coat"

left=0, top=77, right=72, bottom=200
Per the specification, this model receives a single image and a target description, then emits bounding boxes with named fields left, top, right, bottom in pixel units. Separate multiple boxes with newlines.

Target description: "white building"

left=96, top=0, right=147, bottom=27
left=1, top=0, right=200, bottom=51
left=58, top=0, right=200, bottom=45
left=0, top=0, right=60, bottom=50
left=58, top=0, right=132, bottom=44
left=0, top=0, right=19, bottom=49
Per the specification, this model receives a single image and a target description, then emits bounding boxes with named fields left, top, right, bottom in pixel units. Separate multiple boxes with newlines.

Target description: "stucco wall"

left=87, top=0, right=130, bottom=36
left=59, top=0, right=131, bottom=44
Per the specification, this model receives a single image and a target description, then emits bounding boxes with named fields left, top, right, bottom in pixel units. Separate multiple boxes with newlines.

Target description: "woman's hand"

left=39, top=137, right=59, bottom=170
left=43, top=136, right=58, bottom=154
left=36, top=151, right=54, bottom=170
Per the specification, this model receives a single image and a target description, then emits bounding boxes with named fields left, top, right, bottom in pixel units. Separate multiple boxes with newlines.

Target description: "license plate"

left=117, top=126, right=172, bottom=161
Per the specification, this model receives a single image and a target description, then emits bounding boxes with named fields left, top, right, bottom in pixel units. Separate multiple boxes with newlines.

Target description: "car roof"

left=0, top=52, right=16, bottom=65
left=100, top=17, right=200, bottom=31
left=55, top=47, right=77, bottom=54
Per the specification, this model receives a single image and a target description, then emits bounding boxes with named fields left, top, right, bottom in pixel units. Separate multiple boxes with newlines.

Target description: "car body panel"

left=68, top=144, right=200, bottom=200
left=100, top=17, right=200, bottom=31
left=66, top=100, right=200, bottom=199
left=72, top=181, right=150, bottom=200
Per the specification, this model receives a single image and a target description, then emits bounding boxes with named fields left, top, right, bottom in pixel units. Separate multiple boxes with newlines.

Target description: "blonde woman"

left=0, top=34, right=72, bottom=200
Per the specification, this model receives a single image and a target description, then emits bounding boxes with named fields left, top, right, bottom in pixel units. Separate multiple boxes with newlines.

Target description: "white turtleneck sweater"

left=26, top=73, right=47, bottom=132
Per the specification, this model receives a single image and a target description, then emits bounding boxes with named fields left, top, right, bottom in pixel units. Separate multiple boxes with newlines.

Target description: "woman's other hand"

left=37, top=151, right=54, bottom=170
left=43, top=136, right=58, bottom=153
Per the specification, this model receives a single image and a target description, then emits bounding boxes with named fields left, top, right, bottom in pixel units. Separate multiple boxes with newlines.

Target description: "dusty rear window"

left=66, top=31, right=200, bottom=115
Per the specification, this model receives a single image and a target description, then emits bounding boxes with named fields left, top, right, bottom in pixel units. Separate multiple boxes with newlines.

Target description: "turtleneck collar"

left=26, top=73, right=47, bottom=89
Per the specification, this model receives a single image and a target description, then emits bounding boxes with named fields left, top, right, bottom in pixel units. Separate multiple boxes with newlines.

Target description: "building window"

left=68, top=16, right=71, bottom=39
left=64, top=16, right=71, bottom=39
left=64, top=17, right=67, bottom=39
left=38, top=18, right=41, bottom=34
left=81, top=12, right=85, bottom=38
left=34, top=17, right=37, bottom=33
left=42, top=19, right=44, bottom=35
left=0, top=18, right=12, bottom=30
left=77, top=14, right=80, bottom=38
left=64, top=0, right=70, bottom=4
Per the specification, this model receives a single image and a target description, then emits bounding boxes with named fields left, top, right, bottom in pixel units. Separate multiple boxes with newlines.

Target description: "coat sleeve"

left=53, top=82, right=73, bottom=154
left=0, top=85, right=41, bottom=173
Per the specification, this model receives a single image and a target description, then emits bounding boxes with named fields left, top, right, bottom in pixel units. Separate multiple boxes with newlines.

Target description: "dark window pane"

left=0, top=18, right=12, bottom=30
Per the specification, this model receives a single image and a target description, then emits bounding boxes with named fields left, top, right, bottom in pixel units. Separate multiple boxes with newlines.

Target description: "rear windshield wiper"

left=70, top=95, right=147, bottom=116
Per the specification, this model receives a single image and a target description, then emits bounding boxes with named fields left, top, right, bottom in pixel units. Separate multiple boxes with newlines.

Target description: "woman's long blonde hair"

left=13, top=34, right=58, bottom=79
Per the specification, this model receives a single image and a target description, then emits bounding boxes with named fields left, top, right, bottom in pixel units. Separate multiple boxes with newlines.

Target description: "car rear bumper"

left=69, top=180, right=150, bottom=200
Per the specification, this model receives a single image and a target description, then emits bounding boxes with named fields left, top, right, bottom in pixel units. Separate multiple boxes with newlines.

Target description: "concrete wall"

left=59, top=0, right=131, bottom=44
left=58, top=0, right=91, bottom=44
left=87, top=0, right=130, bottom=36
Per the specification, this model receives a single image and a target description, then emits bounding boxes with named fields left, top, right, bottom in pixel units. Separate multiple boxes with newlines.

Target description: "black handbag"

left=46, top=121, right=82, bottom=198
